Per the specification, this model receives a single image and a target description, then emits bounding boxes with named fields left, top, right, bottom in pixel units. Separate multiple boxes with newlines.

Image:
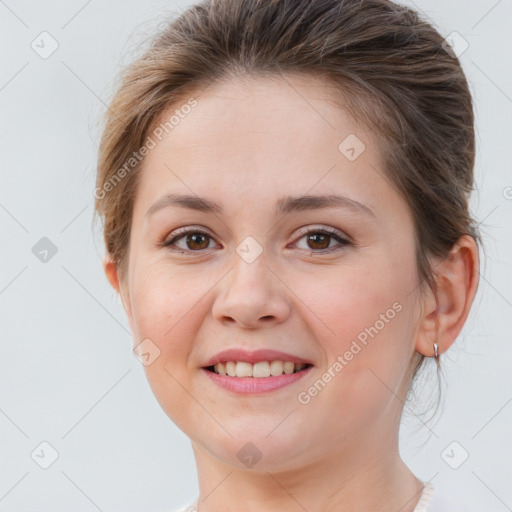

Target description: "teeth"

left=283, top=361, right=295, bottom=375
left=212, top=361, right=308, bottom=377
left=235, top=361, right=253, bottom=377
left=226, top=361, right=236, bottom=377
left=215, top=362, right=227, bottom=376
left=270, top=360, right=285, bottom=376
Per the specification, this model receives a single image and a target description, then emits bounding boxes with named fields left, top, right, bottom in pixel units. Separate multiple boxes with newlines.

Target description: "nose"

left=211, top=251, right=291, bottom=329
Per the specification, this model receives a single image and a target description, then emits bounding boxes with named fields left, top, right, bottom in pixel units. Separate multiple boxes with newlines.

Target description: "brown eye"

left=305, top=232, right=331, bottom=250
left=164, top=230, right=214, bottom=252
left=184, top=232, right=211, bottom=250
left=294, top=227, right=351, bottom=254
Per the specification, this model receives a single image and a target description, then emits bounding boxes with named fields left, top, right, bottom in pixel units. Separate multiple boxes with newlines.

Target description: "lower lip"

left=201, top=366, right=313, bottom=394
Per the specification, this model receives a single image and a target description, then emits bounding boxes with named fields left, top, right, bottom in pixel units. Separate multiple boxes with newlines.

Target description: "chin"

left=197, top=427, right=309, bottom=472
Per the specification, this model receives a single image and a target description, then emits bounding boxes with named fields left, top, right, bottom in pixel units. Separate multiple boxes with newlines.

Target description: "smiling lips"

left=201, top=348, right=314, bottom=393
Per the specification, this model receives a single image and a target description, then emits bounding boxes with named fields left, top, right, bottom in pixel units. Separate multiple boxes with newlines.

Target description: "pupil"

left=308, top=233, right=329, bottom=250
left=188, top=233, right=208, bottom=250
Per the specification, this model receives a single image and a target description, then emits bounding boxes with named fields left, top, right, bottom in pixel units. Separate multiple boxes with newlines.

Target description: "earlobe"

left=102, top=255, right=135, bottom=333
left=415, top=235, right=479, bottom=358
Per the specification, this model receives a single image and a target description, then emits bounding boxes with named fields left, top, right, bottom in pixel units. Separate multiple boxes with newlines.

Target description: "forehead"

left=148, top=73, right=371, bottom=160
left=134, top=74, right=408, bottom=228
left=142, top=75, right=378, bottom=180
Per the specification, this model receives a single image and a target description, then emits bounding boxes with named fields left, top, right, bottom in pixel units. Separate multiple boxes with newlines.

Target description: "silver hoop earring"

left=433, top=341, right=439, bottom=359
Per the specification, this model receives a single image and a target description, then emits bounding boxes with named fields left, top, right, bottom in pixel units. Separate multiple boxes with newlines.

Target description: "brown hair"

left=94, top=0, right=482, bottom=405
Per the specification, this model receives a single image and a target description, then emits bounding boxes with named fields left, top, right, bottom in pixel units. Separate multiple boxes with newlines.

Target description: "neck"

left=191, top=432, right=424, bottom=512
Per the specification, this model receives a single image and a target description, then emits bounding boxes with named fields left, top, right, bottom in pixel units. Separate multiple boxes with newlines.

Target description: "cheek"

left=289, top=255, right=403, bottom=348
left=303, top=239, right=417, bottom=436
left=290, top=255, right=415, bottom=393
left=129, top=263, right=208, bottom=363
left=128, top=266, right=208, bottom=430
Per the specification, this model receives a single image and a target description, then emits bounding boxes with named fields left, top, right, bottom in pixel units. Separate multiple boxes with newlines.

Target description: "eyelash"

left=161, top=226, right=352, bottom=255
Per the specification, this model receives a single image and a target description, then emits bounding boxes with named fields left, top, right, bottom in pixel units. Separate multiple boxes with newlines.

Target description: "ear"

left=103, top=255, right=134, bottom=332
left=103, top=254, right=120, bottom=292
left=415, top=235, right=480, bottom=357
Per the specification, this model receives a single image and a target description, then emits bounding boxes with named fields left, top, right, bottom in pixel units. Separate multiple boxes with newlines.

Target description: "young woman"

left=94, top=0, right=481, bottom=510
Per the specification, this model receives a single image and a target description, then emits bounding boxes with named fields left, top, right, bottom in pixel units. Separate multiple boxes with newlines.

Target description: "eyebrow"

left=146, top=193, right=376, bottom=218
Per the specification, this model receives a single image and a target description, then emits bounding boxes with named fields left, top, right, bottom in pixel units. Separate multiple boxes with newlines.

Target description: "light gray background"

left=0, top=0, right=510, bottom=510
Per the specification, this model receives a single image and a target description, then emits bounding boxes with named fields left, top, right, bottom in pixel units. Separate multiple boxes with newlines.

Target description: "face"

left=117, top=74, right=424, bottom=471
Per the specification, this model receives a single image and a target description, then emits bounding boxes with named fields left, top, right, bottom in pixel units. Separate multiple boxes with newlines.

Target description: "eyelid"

left=162, top=225, right=212, bottom=242
left=293, top=224, right=346, bottom=238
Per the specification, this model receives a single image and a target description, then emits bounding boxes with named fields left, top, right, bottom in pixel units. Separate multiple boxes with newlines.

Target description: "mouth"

left=200, top=348, right=315, bottom=393
left=204, top=361, right=314, bottom=377
left=201, top=361, right=314, bottom=394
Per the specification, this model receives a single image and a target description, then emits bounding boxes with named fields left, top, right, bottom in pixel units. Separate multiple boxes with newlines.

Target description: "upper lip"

left=201, top=348, right=314, bottom=367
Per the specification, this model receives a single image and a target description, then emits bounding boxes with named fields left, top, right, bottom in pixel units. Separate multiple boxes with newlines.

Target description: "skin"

left=104, top=74, right=479, bottom=512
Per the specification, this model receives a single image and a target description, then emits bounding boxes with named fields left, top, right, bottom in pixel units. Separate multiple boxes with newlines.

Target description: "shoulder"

left=170, top=498, right=199, bottom=512
left=417, top=481, right=473, bottom=512
left=414, top=481, right=435, bottom=512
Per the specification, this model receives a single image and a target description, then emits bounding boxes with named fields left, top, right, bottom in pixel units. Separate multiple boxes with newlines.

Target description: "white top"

left=173, top=481, right=439, bottom=512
